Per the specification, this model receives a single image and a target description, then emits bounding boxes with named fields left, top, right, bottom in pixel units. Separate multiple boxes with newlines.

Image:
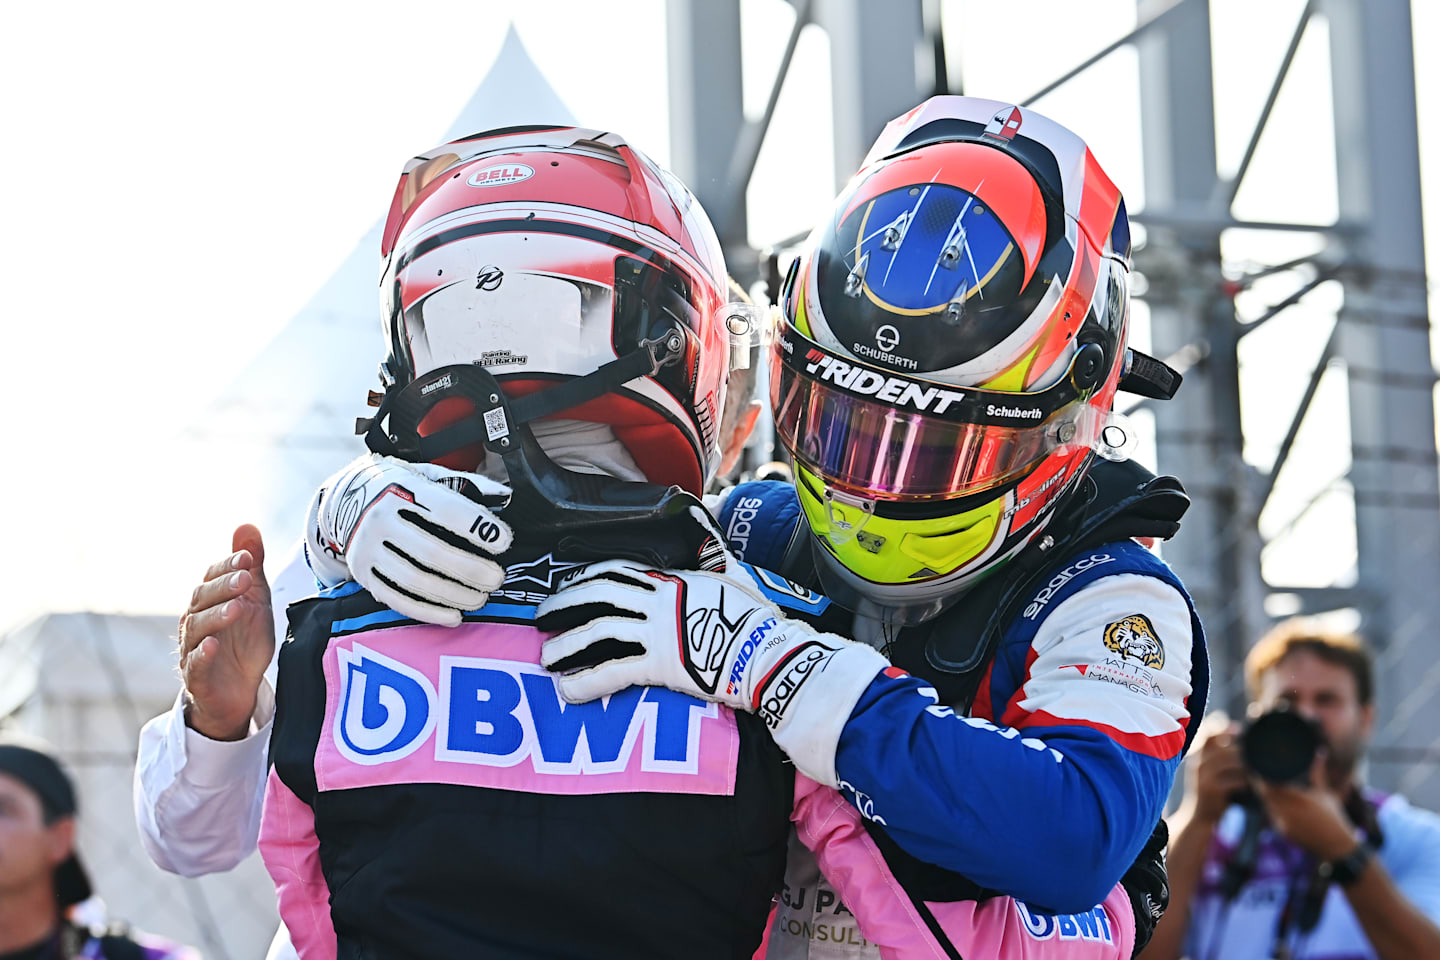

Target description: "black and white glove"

left=536, top=556, right=886, bottom=786
left=305, top=454, right=514, bottom=626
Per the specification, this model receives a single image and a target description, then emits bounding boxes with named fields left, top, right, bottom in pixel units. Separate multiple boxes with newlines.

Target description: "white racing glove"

left=306, top=454, right=514, bottom=626
left=536, top=557, right=887, bottom=786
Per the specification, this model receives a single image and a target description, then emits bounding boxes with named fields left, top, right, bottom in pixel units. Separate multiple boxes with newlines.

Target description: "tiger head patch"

left=1103, top=614, right=1165, bottom=669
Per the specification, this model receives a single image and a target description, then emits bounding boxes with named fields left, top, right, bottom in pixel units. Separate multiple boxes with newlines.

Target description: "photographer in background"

left=1141, top=621, right=1440, bottom=960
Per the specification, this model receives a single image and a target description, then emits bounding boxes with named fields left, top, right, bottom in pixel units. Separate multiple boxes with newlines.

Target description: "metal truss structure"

left=668, top=0, right=1440, bottom=803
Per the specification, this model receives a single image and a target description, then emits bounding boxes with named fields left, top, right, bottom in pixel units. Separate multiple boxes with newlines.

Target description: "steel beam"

left=815, top=0, right=925, bottom=190
left=1256, top=323, right=1338, bottom=515
left=724, top=0, right=812, bottom=237
left=1221, top=0, right=1314, bottom=207
left=1131, top=209, right=1359, bottom=236
left=1023, top=0, right=1190, bottom=106
left=1237, top=270, right=1337, bottom=336
left=1137, top=0, right=1265, bottom=714
left=1322, top=0, right=1440, bottom=804
left=666, top=0, right=747, bottom=247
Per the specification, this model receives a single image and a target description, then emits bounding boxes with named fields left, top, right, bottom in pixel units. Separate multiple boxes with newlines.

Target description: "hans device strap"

left=359, top=320, right=706, bottom=536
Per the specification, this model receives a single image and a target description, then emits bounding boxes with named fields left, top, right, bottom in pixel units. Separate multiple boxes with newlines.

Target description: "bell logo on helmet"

left=466, top=163, right=534, bottom=187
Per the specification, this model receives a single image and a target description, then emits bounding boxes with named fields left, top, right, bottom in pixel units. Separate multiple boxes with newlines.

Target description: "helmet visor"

left=771, top=321, right=1105, bottom=500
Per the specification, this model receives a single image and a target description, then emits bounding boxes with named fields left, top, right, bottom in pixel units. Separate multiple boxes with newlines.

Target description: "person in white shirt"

left=1141, top=620, right=1440, bottom=960
left=133, top=450, right=521, bottom=958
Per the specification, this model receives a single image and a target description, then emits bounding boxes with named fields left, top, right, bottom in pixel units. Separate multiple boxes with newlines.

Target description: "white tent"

left=2, top=31, right=577, bottom=959
left=196, top=26, right=577, bottom=548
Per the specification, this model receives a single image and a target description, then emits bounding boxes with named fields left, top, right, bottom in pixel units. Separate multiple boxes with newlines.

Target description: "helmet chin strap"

left=358, top=320, right=702, bottom=534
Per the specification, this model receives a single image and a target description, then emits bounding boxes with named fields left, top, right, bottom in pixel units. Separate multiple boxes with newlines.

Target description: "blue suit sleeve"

left=835, top=671, right=1177, bottom=912
left=834, top=574, right=1196, bottom=913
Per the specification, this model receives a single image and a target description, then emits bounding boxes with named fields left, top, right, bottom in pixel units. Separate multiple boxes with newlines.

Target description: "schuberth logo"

left=850, top=340, right=918, bottom=370
left=1103, top=614, right=1165, bottom=669
left=986, top=403, right=1043, bottom=420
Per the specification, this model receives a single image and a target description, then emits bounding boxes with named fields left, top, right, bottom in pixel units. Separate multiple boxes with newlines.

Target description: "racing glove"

left=1123, top=819, right=1171, bottom=957
left=536, top=549, right=887, bottom=787
left=305, top=453, right=514, bottom=627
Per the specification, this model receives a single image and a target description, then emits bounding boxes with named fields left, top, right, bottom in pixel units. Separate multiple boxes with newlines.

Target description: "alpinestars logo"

left=805, top=351, right=966, bottom=414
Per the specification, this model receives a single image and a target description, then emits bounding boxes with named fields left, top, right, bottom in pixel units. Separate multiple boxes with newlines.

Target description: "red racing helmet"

left=374, top=126, right=740, bottom=497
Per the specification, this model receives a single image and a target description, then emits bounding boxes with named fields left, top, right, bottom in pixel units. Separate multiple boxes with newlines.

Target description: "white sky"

left=0, top=0, right=1434, bottom=633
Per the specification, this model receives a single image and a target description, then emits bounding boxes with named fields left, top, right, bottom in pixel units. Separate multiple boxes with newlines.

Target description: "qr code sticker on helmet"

left=484, top=407, right=509, bottom=441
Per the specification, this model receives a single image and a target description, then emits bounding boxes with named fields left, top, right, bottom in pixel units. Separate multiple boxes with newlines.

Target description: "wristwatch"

left=1319, top=841, right=1375, bottom=887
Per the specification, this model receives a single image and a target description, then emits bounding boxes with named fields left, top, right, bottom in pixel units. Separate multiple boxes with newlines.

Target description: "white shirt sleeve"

left=132, top=539, right=315, bottom=876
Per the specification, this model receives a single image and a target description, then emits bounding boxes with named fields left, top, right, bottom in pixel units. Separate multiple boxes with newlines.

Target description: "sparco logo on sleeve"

left=804, top=351, right=965, bottom=414
left=725, top=497, right=764, bottom=554
left=1022, top=553, right=1115, bottom=619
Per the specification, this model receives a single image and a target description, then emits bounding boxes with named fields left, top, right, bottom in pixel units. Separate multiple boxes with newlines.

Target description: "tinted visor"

left=771, top=321, right=1104, bottom=500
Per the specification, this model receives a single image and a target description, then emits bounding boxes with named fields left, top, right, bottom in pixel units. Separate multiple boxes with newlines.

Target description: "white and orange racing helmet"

left=773, top=97, right=1178, bottom=622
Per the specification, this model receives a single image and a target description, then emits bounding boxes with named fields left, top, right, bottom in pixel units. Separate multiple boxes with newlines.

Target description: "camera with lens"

left=1239, top=705, right=1325, bottom=785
